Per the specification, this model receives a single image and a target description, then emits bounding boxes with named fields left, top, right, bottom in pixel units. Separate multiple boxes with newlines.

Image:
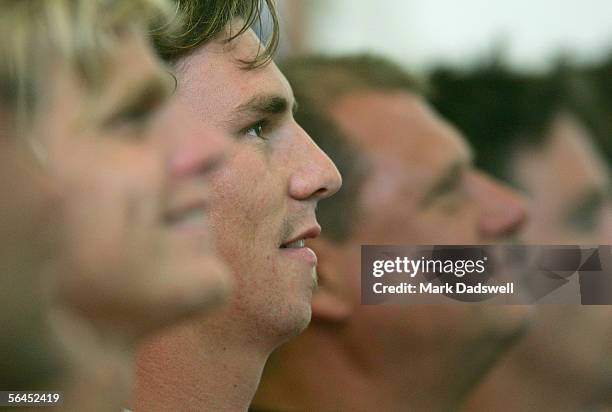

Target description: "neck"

left=134, top=316, right=271, bottom=412
left=254, top=323, right=474, bottom=412
left=49, top=306, right=133, bottom=412
left=254, top=324, right=385, bottom=412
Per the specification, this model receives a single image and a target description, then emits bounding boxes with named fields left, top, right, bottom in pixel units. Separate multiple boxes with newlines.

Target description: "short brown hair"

left=282, top=54, right=427, bottom=111
left=153, top=0, right=279, bottom=68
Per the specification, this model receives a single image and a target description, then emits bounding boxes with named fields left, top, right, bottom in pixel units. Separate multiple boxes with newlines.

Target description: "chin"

left=273, top=265, right=316, bottom=335
left=268, top=284, right=314, bottom=347
left=277, top=301, right=312, bottom=346
left=238, top=260, right=315, bottom=349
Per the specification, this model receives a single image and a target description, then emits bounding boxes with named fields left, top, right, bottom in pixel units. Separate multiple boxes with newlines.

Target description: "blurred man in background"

left=1, top=0, right=232, bottom=409
left=432, top=64, right=612, bottom=411
left=252, top=54, right=531, bottom=411
left=432, top=65, right=612, bottom=245
left=135, top=1, right=342, bottom=410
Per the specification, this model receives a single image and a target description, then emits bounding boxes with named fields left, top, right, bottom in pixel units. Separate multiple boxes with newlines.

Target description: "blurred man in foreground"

left=135, top=1, right=342, bottom=410
left=252, top=54, right=530, bottom=411
left=0, top=0, right=232, bottom=409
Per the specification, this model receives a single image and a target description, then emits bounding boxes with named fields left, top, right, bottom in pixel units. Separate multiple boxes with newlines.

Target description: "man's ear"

left=310, top=237, right=352, bottom=323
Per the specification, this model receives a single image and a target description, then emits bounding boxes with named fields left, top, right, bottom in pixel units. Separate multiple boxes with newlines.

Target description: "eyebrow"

left=232, top=94, right=298, bottom=119
left=565, top=187, right=606, bottom=229
left=103, top=73, right=171, bottom=128
left=420, top=159, right=469, bottom=208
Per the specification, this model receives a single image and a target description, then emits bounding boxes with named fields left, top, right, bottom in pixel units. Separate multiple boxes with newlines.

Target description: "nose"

left=468, top=170, right=527, bottom=241
left=288, top=127, right=342, bottom=202
left=162, top=100, right=231, bottom=179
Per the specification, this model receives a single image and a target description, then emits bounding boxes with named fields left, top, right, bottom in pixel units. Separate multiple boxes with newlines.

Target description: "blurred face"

left=329, top=91, right=526, bottom=247
left=37, top=29, right=231, bottom=340
left=503, top=115, right=612, bottom=407
left=511, top=114, right=611, bottom=244
left=319, top=91, right=529, bottom=401
left=175, top=26, right=341, bottom=343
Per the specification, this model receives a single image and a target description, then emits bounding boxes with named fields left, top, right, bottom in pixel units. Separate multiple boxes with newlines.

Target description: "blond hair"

left=0, top=0, right=175, bottom=137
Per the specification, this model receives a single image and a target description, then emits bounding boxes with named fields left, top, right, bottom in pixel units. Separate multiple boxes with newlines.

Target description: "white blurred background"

left=275, top=0, right=612, bottom=72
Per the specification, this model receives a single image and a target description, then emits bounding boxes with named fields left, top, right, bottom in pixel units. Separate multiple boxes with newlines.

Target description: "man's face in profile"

left=485, top=114, right=612, bottom=408
left=329, top=91, right=526, bottom=247
left=174, top=25, right=341, bottom=341
left=312, top=90, right=529, bottom=399
left=511, top=114, right=611, bottom=244
left=37, top=29, right=231, bottom=339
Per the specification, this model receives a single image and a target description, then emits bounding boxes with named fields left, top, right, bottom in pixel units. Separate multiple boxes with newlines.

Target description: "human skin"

left=463, top=114, right=612, bottom=412
left=254, top=90, right=530, bottom=411
left=135, top=25, right=341, bottom=411
left=512, top=114, right=610, bottom=245
left=41, top=29, right=232, bottom=343
left=22, top=27, right=232, bottom=411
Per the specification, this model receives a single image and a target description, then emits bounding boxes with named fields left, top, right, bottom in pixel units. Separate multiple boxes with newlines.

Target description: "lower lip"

left=280, top=246, right=318, bottom=266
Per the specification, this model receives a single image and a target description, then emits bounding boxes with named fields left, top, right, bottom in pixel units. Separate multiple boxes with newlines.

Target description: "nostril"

left=319, top=163, right=342, bottom=200
left=288, top=134, right=343, bottom=201
left=313, top=186, right=331, bottom=199
left=320, top=171, right=342, bottom=200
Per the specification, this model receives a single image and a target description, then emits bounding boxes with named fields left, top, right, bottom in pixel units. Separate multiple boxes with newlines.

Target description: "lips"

left=281, top=239, right=305, bottom=249
left=280, top=225, right=321, bottom=249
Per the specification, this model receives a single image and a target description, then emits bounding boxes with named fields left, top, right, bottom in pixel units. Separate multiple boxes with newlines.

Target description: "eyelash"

left=567, top=198, right=603, bottom=232
left=105, top=103, right=156, bottom=135
left=243, top=119, right=268, bottom=140
left=120, top=106, right=152, bottom=126
left=435, top=180, right=466, bottom=211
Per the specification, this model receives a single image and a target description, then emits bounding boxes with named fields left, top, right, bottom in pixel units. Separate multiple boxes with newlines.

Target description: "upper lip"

left=280, top=225, right=321, bottom=248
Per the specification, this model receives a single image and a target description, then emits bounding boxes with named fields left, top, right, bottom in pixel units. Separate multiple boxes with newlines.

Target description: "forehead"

left=544, top=115, right=609, bottom=190
left=174, top=28, right=293, bottom=120
left=93, top=33, right=167, bottom=107
left=514, top=114, right=610, bottom=198
left=43, top=31, right=166, bottom=125
left=328, top=90, right=471, bottom=179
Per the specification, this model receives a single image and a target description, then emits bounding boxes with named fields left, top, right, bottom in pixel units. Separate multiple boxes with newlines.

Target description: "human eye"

left=102, top=82, right=168, bottom=137
left=566, top=191, right=604, bottom=233
left=242, top=119, right=268, bottom=140
left=103, top=99, right=159, bottom=139
left=424, top=168, right=466, bottom=212
left=116, top=103, right=155, bottom=127
left=436, top=183, right=467, bottom=212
